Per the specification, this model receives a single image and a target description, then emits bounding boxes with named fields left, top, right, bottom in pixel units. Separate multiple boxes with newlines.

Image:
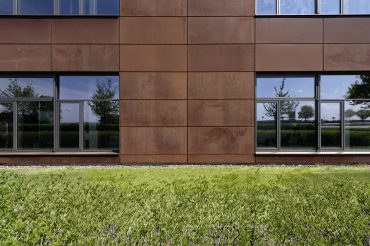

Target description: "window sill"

left=256, top=151, right=370, bottom=155
left=0, top=152, right=119, bottom=156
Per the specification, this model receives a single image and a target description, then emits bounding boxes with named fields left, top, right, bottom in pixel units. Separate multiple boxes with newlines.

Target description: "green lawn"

left=0, top=166, right=369, bottom=245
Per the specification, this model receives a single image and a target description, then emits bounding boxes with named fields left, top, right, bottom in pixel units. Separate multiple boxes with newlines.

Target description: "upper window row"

left=0, top=0, right=119, bottom=16
left=257, top=0, right=370, bottom=15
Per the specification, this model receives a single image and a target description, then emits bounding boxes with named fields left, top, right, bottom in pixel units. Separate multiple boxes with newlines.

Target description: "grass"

left=0, top=166, right=369, bottom=245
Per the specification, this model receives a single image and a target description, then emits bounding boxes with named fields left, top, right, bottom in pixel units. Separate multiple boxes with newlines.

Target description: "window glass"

left=18, top=0, right=54, bottom=15
left=84, top=101, right=119, bottom=151
left=0, top=103, right=13, bottom=149
left=0, top=78, right=54, bottom=98
left=0, top=0, right=13, bottom=15
left=280, top=0, right=315, bottom=14
left=321, top=103, right=341, bottom=148
left=321, top=74, right=370, bottom=100
left=256, top=0, right=277, bottom=14
left=96, top=0, right=119, bottom=15
left=345, top=101, right=370, bottom=149
left=257, top=103, right=277, bottom=148
left=59, top=76, right=119, bottom=100
left=281, top=101, right=316, bottom=149
left=257, top=76, right=315, bottom=98
left=59, top=103, right=80, bottom=149
left=320, top=0, right=340, bottom=14
left=83, top=0, right=96, bottom=15
left=17, top=101, right=53, bottom=150
left=343, top=0, right=370, bottom=14
left=60, top=0, right=79, bottom=15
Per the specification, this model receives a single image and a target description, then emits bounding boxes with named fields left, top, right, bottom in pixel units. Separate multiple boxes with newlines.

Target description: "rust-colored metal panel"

left=0, top=156, right=119, bottom=165
left=120, top=17, right=187, bottom=44
left=324, top=18, right=370, bottom=43
left=52, top=45, right=119, bottom=71
left=188, top=100, right=254, bottom=126
left=256, top=18, right=323, bottom=43
left=121, top=127, right=187, bottom=154
left=0, top=45, right=51, bottom=71
left=0, top=19, right=51, bottom=44
left=121, top=100, right=187, bottom=126
left=52, top=19, right=119, bottom=44
left=188, top=45, right=254, bottom=71
left=188, top=72, right=254, bottom=99
left=188, top=155, right=255, bottom=163
left=188, top=0, right=254, bottom=16
left=189, top=17, right=254, bottom=44
left=324, top=44, right=370, bottom=71
left=120, top=72, right=187, bottom=99
left=256, top=44, right=323, bottom=71
left=188, top=127, right=254, bottom=154
left=120, top=45, right=187, bottom=71
left=256, top=156, right=324, bottom=164
left=121, top=0, right=187, bottom=16
left=324, top=156, right=370, bottom=164
left=120, top=155, right=187, bottom=163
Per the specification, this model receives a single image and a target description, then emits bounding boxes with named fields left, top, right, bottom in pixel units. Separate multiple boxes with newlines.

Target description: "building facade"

left=0, top=0, right=369, bottom=164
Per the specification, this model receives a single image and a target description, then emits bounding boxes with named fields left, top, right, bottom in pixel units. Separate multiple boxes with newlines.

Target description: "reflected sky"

left=0, top=77, right=53, bottom=98
left=18, top=0, right=54, bottom=15
left=257, top=76, right=315, bottom=98
left=320, top=0, right=340, bottom=14
left=321, top=103, right=340, bottom=121
left=280, top=0, right=315, bottom=14
left=96, top=0, right=119, bottom=15
left=0, top=0, right=13, bottom=14
left=59, top=76, right=119, bottom=100
left=343, top=0, right=370, bottom=14
left=60, top=0, right=79, bottom=15
left=321, top=75, right=363, bottom=99
left=256, top=0, right=276, bottom=14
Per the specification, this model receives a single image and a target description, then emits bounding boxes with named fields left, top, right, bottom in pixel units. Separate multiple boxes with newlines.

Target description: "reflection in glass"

left=256, top=0, right=277, bottom=14
left=60, top=0, right=79, bottom=15
left=60, top=103, right=80, bottom=149
left=18, top=0, right=54, bottom=15
left=59, top=76, right=119, bottom=100
left=321, top=103, right=341, bottom=148
left=257, top=76, right=315, bottom=98
left=0, top=103, right=13, bottom=149
left=0, top=0, right=13, bottom=15
left=320, top=0, right=340, bottom=14
left=345, top=101, right=370, bottom=149
left=343, top=0, right=370, bottom=14
left=281, top=101, right=316, bottom=148
left=280, top=0, right=315, bottom=14
left=0, top=77, right=54, bottom=98
left=321, top=74, right=370, bottom=100
left=84, top=101, right=119, bottom=151
left=18, top=101, right=53, bottom=150
left=257, top=103, right=277, bottom=148
left=96, top=0, right=119, bottom=15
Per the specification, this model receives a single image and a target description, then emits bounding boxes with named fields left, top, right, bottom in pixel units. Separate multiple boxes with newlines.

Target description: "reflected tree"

left=346, top=74, right=370, bottom=108
left=356, top=109, right=370, bottom=122
left=88, top=79, right=119, bottom=123
left=263, top=78, right=299, bottom=119
left=298, top=105, right=314, bottom=121
left=344, top=109, right=356, bottom=119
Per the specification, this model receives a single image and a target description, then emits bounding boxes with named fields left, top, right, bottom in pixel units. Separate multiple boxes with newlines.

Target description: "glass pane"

left=256, top=0, right=277, bottom=14
left=59, top=76, right=119, bottom=100
left=60, top=0, right=79, bottom=15
left=18, top=101, right=53, bottom=150
left=0, top=77, right=54, bottom=98
left=0, top=0, right=13, bottom=15
left=0, top=103, right=13, bottom=149
left=280, top=0, right=315, bottom=14
left=84, top=101, right=119, bottom=151
left=83, top=0, right=96, bottom=15
left=257, top=76, right=315, bottom=98
left=321, top=74, right=370, bottom=100
left=343, top=0, right=370, bottom=14
left=60, top=103, right=80, bottom=149
left=281, top=101, right=316, bottom=149
left=257, top=103, right=277, bottom=148
left=345, top=101, right=370, bottom=149
left=320, top=0, right=340, bottom=14
left=96, top=0, right=119, bottom=15
left=18, top=0, right=54, bottom=15
left=321, top=103, right=341, bottom=148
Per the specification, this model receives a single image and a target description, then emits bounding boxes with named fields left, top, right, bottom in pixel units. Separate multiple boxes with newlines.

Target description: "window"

left=0, top=0, right=119, bottom=16
left=0, top=75, right=119, bottom=152
left=256, top=74, right=370, bottom=152
left=256, top=0, right=370, bottom=15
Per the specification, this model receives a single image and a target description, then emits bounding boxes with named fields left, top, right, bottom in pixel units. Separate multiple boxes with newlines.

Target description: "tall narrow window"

left=257, top=103, right=277, bottom=148
left=321, top=103, right=342, bottom=148
left=0, top=103, right=13, bottom=149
